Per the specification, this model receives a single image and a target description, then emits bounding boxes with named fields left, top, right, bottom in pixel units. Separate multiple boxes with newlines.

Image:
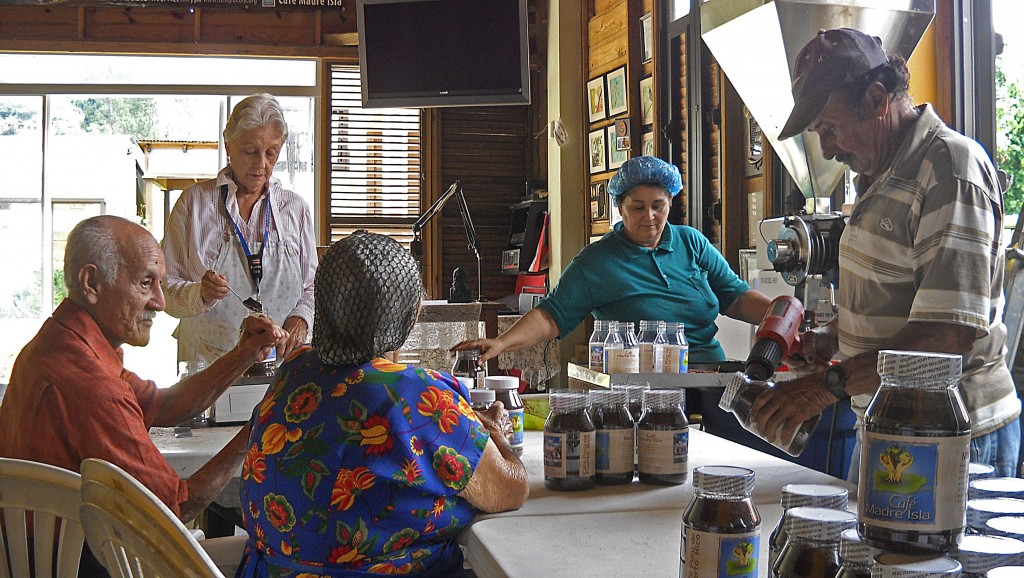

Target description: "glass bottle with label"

left=662, top=322, right=689, bottom=374
left=773, top=506, right=856, bottom=578
left=858, top=350, right=970, bottom=553
left=719, top=373, right=820, bottom=456
left=835, top=528, right=875, bottom=578
left=589, top=320, right=609, bottom=372
left=543, top=391, right=596, bottom=491
left=589, top=389, right=635, bottom=485
left=484, top=376, right=524, bottom=457
left=452, top=348, right=484, bottom=389
left=768, top=484, right=849, bottom=571
left=680, top=466, right=760, bottom=578
left=637, top=389, right=688, bottom=485
left=605, top=321, right=640, bottom=374
left=637, top=320, right=666, bottom=373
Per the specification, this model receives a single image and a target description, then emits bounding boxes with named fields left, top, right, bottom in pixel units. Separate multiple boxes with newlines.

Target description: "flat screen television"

left=357, top=0, right=530, bottom=108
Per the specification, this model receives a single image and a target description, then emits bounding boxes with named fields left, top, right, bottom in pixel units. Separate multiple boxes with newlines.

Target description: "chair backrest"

left=0, top=458, right=85, bottom=578
left=79, top=458, right=224, bottom=578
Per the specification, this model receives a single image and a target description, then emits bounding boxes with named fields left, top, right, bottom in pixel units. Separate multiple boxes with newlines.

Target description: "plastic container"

left=589, top=320, right=609, bottom=372
left=589, top=389, right=635, bottom=485
left=773, top=506, right=856, bottom=578
left=872, top=553, right=963, bottom=577
left=543, top=391, right=595, bottom=491
left=769, top=484, right=850, bottom=571
left=469, top=388, right=494, bottom=411
left=637, top=320, right=666, bottom=373
left=968, top=499, right=1024, bottom=534
left=719, top=372, right=820, bottom=456
left=637, top=389, right=688, bottom=485
left=837, top=528, right=877, bottom=578
left=485, top=376, right=524, bottom=457
left=605, top=321, right=639, bottom=374
left=951, top=534, right=1024, bottom=577
left=680, top=466, right=760, bottom=578
left=859, top=351, right=970, bottom=553
left=662, top=321, right=689, bottom=374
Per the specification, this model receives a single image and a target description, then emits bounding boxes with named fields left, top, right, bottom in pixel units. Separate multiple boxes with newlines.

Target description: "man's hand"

left=200, top=269, right=230, bottom=305
left=750, top=373, right=837, bottom=445
left=785, top=323, right=839, bottom=376
left=237, top=314, right=287, bottom=363
left=280, top=316, right=309, bottom=356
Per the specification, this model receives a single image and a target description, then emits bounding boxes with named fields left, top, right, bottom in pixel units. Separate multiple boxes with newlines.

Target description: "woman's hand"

left=280, top=316, right=309, bottom=355
left=200, top=269, right=230, bottom=305
left=452, top=338, right=507, bottom=365
left=475, top=401, right=513, bottom=442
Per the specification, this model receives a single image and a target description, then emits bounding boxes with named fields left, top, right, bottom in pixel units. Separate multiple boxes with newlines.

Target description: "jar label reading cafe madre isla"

left=638, top=428, right=688, bottom=475
left=544, top=430, right=596, bottom=479
left=682, top=529, right=759, bottom=578
left=859, top=431, right=969, bottom=531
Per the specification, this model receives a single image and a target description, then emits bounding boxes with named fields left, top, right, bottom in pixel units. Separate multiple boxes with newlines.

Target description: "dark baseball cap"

left=779, top=28, right=889, bottom=140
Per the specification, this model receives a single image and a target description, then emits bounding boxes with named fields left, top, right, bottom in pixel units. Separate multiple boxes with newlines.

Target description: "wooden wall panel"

left=588, top=1, right=628, bottom=76
left=83, top=7, right=195, bottom=44
left=0, top=6, right=80, bottom=40
left=201, top=9, right=318, bottom=47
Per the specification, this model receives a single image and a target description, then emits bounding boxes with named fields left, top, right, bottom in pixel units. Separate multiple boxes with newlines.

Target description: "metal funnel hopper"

left=701, top=0, right=935, bottom=199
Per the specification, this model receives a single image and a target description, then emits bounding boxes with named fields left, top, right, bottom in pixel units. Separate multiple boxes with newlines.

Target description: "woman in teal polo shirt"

left=456, top=156, right=770, bottom=365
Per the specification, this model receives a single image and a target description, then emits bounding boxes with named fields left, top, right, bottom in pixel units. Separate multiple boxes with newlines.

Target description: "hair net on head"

left=607, top=156, right=682, bottom=199
left=313, top=231, right=423, bottom=366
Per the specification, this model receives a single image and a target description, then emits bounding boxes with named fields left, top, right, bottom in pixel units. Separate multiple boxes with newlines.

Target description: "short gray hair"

left=64, top=216, right=127, bottom=291
left=223, top=93, right=289, bottom=145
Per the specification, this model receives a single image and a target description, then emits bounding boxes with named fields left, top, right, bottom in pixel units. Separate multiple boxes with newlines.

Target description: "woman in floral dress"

left=237, top=231, right=528, bottom=577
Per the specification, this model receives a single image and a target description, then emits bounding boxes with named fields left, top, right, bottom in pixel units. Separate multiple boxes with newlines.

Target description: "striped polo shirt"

left=840, top=104, right=1020, bottom=436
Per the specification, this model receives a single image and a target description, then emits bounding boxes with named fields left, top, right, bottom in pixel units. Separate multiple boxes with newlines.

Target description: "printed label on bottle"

left=509, top=408, right=525, bottom=449
left=663, top=345, right=689, bottom=373
left=596, top=428, right=635, bottom=474
left=682, top=527, right=759, bottom=578
left=638, top=427, right=688, bottom=475
left=639, top=343, right=664, bottom=373
left=590, top=344, right=605, bottom=372
left=544, top=430, right=595, bottom=479
left=858, top=431, right=969, bottom=532
left=606, top=348, right=640, bottom=374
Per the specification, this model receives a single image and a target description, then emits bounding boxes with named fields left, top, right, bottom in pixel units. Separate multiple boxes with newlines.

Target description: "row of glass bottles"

left=589, top=320, right=689, bottom=374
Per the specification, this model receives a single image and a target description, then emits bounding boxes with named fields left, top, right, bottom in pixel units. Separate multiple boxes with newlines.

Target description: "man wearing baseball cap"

left=752, top=28, right=1021, bottom=478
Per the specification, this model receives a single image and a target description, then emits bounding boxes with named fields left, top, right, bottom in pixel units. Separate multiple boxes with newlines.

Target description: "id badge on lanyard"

left=222, top=184, right=270, bottom=296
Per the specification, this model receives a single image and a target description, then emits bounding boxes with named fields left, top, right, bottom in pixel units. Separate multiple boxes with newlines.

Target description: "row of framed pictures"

left=589, top=125, right=655, bottom=174
left=588, top=72, right=654, bottom=125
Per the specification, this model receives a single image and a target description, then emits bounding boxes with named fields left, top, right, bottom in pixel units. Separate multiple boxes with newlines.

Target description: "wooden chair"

left=0, top=458, right=85, bottom=578
left=79, top=458, right=224, bottom=578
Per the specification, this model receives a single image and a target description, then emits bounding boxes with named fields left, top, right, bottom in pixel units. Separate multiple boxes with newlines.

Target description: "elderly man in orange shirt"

left=0, top=215, right=285, bottom=575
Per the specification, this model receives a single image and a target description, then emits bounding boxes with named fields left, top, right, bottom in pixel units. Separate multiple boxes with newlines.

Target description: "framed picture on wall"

left=640, top=76, right=654, bottom=126
left=606, top=67, right=628, bottom=117
left=589, top=129, right=607, bottom=174
left=587, top=76, right=607, bottom=122
left=640, top=14, right=654, bottom=63
left=590, top=181, right=608, bottom=220
left=606, top=125, right=628, bottom=170
left=642, top=131, right=655, bottom=157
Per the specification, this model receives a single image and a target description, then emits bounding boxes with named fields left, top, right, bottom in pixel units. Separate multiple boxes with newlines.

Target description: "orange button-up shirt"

left=0, top=299, right=188, bottom=515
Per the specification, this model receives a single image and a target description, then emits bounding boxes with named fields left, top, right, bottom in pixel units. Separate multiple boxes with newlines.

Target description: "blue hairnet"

left=607, top=156, right=682, bottom=198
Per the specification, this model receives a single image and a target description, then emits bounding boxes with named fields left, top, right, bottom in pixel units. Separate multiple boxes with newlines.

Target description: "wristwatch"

left=823, top=364, right=850, bottom=401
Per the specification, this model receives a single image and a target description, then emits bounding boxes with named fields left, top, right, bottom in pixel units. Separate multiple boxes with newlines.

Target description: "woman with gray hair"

left=237, top=231, right=528, bottom=577
left=162, top=93, right=317, bottom=368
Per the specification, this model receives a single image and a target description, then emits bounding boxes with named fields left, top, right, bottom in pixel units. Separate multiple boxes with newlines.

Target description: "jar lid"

left=988, top=566, right=1024, bottom=578
left=986, top=516, right=1024, bottom=539
left=484, top=376, right=520, bottom=390
left=719, top=373, right=748, bottom=411
left=644, top=388, right=684, bottom=408
left=782, top=507, right=856, bottom=542
left=611, top=383, right=649, bottom=402
left=692, top=465, right=754, bottom=496
left=876, top=350, right=962, bottom=383
left=971, top=477, right=1024, bottom=500
left=839, top=527, right=877, bottom=566
left=470, top=388, right=495, bottom=405
left=873, top=553, right=962, bottom=577
left=780, top=483, right=850, bottom=510
left=549, top=391, right=589, bottom=413
left=456, top=348, right=480, bottom=359
left=589, top=389, right=627, bottom=407
left=954, top=535, right=1024, bottom=574
left=969, top=462, right=996, bottom=482
left=968, top=498, right=1024, bottom=529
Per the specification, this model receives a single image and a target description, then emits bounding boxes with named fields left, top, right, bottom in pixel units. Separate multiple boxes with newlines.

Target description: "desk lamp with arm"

left=410, top=180, right=483, bottom=302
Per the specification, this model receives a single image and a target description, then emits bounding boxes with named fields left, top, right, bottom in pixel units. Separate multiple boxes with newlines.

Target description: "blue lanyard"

left=221, top=184, right=271, bottom=292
